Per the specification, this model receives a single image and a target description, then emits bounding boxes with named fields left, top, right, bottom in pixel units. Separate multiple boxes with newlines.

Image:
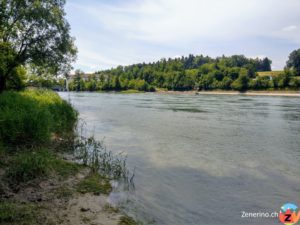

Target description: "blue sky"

left=65, top=0, right=300, bottom=72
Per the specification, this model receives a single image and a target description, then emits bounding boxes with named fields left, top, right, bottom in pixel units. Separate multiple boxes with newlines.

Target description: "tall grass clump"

left=74, top=135, right=130, bottom=181
left=0, top=89, right=77, bottom=146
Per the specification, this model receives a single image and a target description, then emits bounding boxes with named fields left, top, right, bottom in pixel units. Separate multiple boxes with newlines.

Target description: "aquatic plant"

left=74, top=134, right=130, bottom=181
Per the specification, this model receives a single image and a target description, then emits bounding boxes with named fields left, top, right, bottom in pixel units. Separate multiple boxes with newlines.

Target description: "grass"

left=0, top=88, right=136, bottom=224
left=52, top=157, right=82, bottom=178
left=6, top=149, right=81, bottom=184
left=0, top=201, right=38, bottom=225
left=0, top=142, right=5, bottom=167
left=54, top=185, right=74, bottom=199
left=118, top=215, right=139, bottom=225
left=6, top=149, right=52, bottom=183
left=257, top=71, right=283, bottom=77
left=76, top=172, right=112, bottom=195
left=120, top=89, right=144, bottom=94
left=0, top=89, right=77, bottom=146
left=74, top=136, right=130, bottom=180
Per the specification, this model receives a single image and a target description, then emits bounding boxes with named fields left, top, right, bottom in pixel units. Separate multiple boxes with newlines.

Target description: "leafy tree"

left=6, top=65, right=27, bottom=90
left=286, top=49, right=300, bottom=75
left=288, top=77, right=299, bottom=89
left=113, top=76, right=122, bottom=90
left=72, top=70, right=84, bottom=91
left=277, top=72, right=290, bottom=88
left=0, top=0, right=77, bottom=92
left=86, top=76, right=97, bottom=91
left=219, top=76, right=233, bottom=90
left=249, top=76, right=270, bottom=90
left=231, top=74, right=249, bottom=91
left=198, top=74, right=214, bottom=90
left=259, top=57, right=272, bottom=71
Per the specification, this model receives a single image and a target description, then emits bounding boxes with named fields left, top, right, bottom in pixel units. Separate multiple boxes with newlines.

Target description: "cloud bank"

left=66, top=0, right=300, bottom=71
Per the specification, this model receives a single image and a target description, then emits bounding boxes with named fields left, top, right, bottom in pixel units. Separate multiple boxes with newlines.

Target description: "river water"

left=59, top=92, right=300, bottom=225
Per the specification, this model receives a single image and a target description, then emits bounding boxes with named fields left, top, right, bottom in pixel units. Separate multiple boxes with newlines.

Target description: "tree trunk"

left=0, top=76, right=6, bottom=93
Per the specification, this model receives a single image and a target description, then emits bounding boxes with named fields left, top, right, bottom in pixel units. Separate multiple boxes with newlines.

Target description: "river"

left=59, top=92, right=300, bottom=225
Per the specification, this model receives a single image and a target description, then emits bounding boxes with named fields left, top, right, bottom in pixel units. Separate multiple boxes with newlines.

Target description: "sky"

left=65, top=0, right=300, bottom=72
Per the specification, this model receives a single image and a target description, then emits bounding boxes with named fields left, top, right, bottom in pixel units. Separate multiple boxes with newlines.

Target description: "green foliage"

left=231, top=73, right=249, bottom=91
left=0, top=142, right=5, bottom=167
left=249, top=76, right=271, bottom=90
left=0, top=89, right=77, bottom=146
left=120, top=89, right=143, bottom=94
left=45, top=53, right=299, bottom=91
left=118, top=215, right=139, bottom=225
left=6, top=150, right=52, bottom=183
left=51, top=157, right=81, bottom=178
left=0, top=42, right=17, bottom=90
left=286, top=48, right=300, bottom=75
left=91, top=54, right=274, bottom=92
left=0, top=201, right=38, bottom=225
left=6, top=149, right=81, bottom=183
left=76, top=172, right=112, bottom=195
left=26, top=73, right=64, bottom=90
left=0, top=0, right=77, bottom=92
left=74, top=136, right=129, bottom=180
left=6, top=66, right=27, bottom=90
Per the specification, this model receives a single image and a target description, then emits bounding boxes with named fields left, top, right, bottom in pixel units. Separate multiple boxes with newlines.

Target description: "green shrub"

left=231, top=74, right=249, bottom=91
left=0, top=89, right=77, bottom=146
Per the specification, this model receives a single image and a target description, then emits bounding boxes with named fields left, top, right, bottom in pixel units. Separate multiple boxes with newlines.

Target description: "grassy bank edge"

left=0, top=89, right=138, bottom=225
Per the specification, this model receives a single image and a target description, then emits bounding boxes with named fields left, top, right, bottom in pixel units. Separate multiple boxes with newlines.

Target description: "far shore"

left=156, top=89, right=300, bottom=97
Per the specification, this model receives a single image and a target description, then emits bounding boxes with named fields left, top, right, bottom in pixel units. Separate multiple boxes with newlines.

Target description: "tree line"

left=68, top=52, right=300, bottom=92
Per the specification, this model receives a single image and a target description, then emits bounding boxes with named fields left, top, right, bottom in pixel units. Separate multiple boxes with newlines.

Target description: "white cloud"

left=282, top=25, right=297, bottom=32
left=74, top=0, right=300, bottom=43
left=66, top=0, right=300, bottom=71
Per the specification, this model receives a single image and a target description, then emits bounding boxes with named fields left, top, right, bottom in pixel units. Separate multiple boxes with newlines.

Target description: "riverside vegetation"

left=66, top=51, right=300, bottom=92
left=0, top=1, right=139, bottom=224
left=0, top=89, right=137, bottom=225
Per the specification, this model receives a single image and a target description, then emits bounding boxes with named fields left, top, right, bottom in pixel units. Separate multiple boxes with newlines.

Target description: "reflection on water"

left=60, top=92, right=300, bottom=225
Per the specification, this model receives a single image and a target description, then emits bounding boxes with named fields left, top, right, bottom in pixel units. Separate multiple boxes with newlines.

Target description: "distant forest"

left=66, top=53, right=299, bottom=92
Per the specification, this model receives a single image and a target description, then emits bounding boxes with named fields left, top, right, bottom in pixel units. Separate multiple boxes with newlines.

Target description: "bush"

left=231, top=74, right=249, bottom=91
left=0, top=89, right=77, bottom=146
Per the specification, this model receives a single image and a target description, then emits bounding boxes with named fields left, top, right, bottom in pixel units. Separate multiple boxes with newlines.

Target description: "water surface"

left=59, top=92, right=300, bottom=225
